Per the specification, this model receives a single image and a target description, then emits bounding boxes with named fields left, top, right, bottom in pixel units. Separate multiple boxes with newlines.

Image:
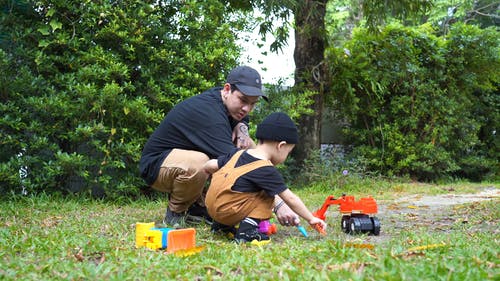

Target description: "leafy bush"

left=0, top=0, right=249, bottom=197
left=325, top=22, right=499, bottom=181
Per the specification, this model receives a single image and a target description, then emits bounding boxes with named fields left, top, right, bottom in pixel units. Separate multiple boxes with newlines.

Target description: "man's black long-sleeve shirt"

left=139, top=87, right=247, bottom=185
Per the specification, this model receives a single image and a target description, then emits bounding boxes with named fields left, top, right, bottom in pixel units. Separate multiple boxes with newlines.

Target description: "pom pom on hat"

left=256, top=112, right=298, bottom=144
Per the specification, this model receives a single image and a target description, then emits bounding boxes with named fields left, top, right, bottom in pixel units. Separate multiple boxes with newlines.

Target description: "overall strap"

left=220, top=150, right=272, bottom=176
left=225, top=150, right=245, bottom=169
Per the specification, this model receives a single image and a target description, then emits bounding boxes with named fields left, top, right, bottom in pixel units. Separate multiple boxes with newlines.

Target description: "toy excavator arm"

left=313, top=195, right=345, bottom=220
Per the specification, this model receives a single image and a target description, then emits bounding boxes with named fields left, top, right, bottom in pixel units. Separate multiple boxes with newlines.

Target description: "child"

left=204, top=112, right=327, bottom=244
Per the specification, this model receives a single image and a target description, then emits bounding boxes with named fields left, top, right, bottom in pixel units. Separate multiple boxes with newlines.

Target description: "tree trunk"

left=293, top=0, right=327, bottom=167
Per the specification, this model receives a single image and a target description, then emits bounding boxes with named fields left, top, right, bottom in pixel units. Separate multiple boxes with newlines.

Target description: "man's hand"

left=275, top=203, right=300, bottom=227
left=232, top=123, right=255, bottom=149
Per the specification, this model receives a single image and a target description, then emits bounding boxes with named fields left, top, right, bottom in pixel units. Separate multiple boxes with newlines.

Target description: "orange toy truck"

left=313, top=194, right=380, bottom=235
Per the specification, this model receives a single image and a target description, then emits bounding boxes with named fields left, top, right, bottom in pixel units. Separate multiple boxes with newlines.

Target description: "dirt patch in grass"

left=391, top=186, right=499, bottom=208
left=359, top=186, right=500, bottom=244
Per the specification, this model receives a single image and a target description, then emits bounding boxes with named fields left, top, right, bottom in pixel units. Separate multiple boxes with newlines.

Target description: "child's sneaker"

left=163, top=203, right=213, bottom=227
left=234, top=218, right=270, bottom=245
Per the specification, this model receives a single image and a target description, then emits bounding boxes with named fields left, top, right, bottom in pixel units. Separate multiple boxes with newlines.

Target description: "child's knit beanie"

left=256, top=112, right=298, bottom=144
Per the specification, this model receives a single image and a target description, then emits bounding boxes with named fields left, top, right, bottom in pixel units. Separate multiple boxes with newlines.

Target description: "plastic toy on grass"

left=312, top=223, right=327, bottom=236
left=258, top=220, right=277, bottom=235
left=313, top=195, right=381, bottom=235
left=135, top=222, right=202, bottom=255
left=297, top=225, right=309, bottom=237
left=259, top=219, right=317, bottom=238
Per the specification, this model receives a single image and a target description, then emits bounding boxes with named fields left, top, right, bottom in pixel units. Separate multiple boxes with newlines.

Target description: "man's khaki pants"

left=151, top=149, right=209, bottom=213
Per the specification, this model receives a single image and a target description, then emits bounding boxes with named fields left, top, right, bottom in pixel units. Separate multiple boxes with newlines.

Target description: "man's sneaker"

left=163, top=208, right=186, bottom=227
left=163, top=203, right=213, bottom=227
left=234, top=218, right=270, bottom=245
left=186, top=202, right=213, bottom=225
left=211, top=221, right=236, bottom=239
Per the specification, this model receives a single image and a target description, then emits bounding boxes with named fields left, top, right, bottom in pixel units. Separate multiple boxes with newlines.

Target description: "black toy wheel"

left=341, top=216, right=350, bottom=233
left=349, top=217, right=361, bottom=234
left=370, top=217, right=381, bottom=236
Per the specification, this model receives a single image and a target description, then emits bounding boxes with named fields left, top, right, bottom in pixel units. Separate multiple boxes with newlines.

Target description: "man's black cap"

left=227, top=66, right=267, bottom=100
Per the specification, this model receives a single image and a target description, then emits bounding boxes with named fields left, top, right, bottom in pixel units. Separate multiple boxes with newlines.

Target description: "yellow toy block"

left=135, top=222, right=155, bottom=248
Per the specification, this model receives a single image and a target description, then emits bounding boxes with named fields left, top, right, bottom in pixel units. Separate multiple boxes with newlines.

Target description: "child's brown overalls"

left=205, top=150, right=275, bottom=226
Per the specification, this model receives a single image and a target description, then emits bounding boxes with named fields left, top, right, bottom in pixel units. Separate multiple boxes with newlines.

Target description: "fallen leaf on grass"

left=398, top=252, right=426, bottom=259
left=405, top=213, right=419, bottom=221
left=406, top=243, right=447, bottom=252
left=73, top=247, right=105, bottom=265
left=344, top=242, right=375, bottom=250
left=394, top=243, right=448, bottom=259
left=74, top=248, right=84, bottom=262
left=204, top=265, right=223, bottom=276
left=173, top=246, right=205, bottom=257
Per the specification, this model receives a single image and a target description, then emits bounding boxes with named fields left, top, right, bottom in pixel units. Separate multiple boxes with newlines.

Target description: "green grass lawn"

left=1, top=181, right=498, bottom=280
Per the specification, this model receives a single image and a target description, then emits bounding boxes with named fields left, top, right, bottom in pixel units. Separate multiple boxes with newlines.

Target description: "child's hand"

left=275, top=204, right=300, bottom=226
left=309, top=217, right=327, bottom=235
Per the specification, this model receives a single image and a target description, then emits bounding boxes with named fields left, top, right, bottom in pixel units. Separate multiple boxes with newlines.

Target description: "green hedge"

left=0, top=0, right=247, bottom=197
left=326, top=22, right=499, bottom=181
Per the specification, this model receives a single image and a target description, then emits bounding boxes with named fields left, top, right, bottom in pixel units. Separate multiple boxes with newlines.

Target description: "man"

left=139, top=65, right=299, bottom=227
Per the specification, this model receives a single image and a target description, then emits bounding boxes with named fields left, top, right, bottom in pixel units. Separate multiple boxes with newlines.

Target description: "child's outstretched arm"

left=278, top=189, right=327, bottom=231
left=202, top=159, right=219, bottom=175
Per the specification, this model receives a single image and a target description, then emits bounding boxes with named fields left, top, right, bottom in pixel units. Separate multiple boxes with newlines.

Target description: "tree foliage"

left=426, top=0, right=500, bottom=32
left=0, top=0, right=249, bottom=197
left=1, top=0, right=497, bottom=199
left=326, top=22, right=499, bottom=181
left=244, top=0, right=434, bottom=168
